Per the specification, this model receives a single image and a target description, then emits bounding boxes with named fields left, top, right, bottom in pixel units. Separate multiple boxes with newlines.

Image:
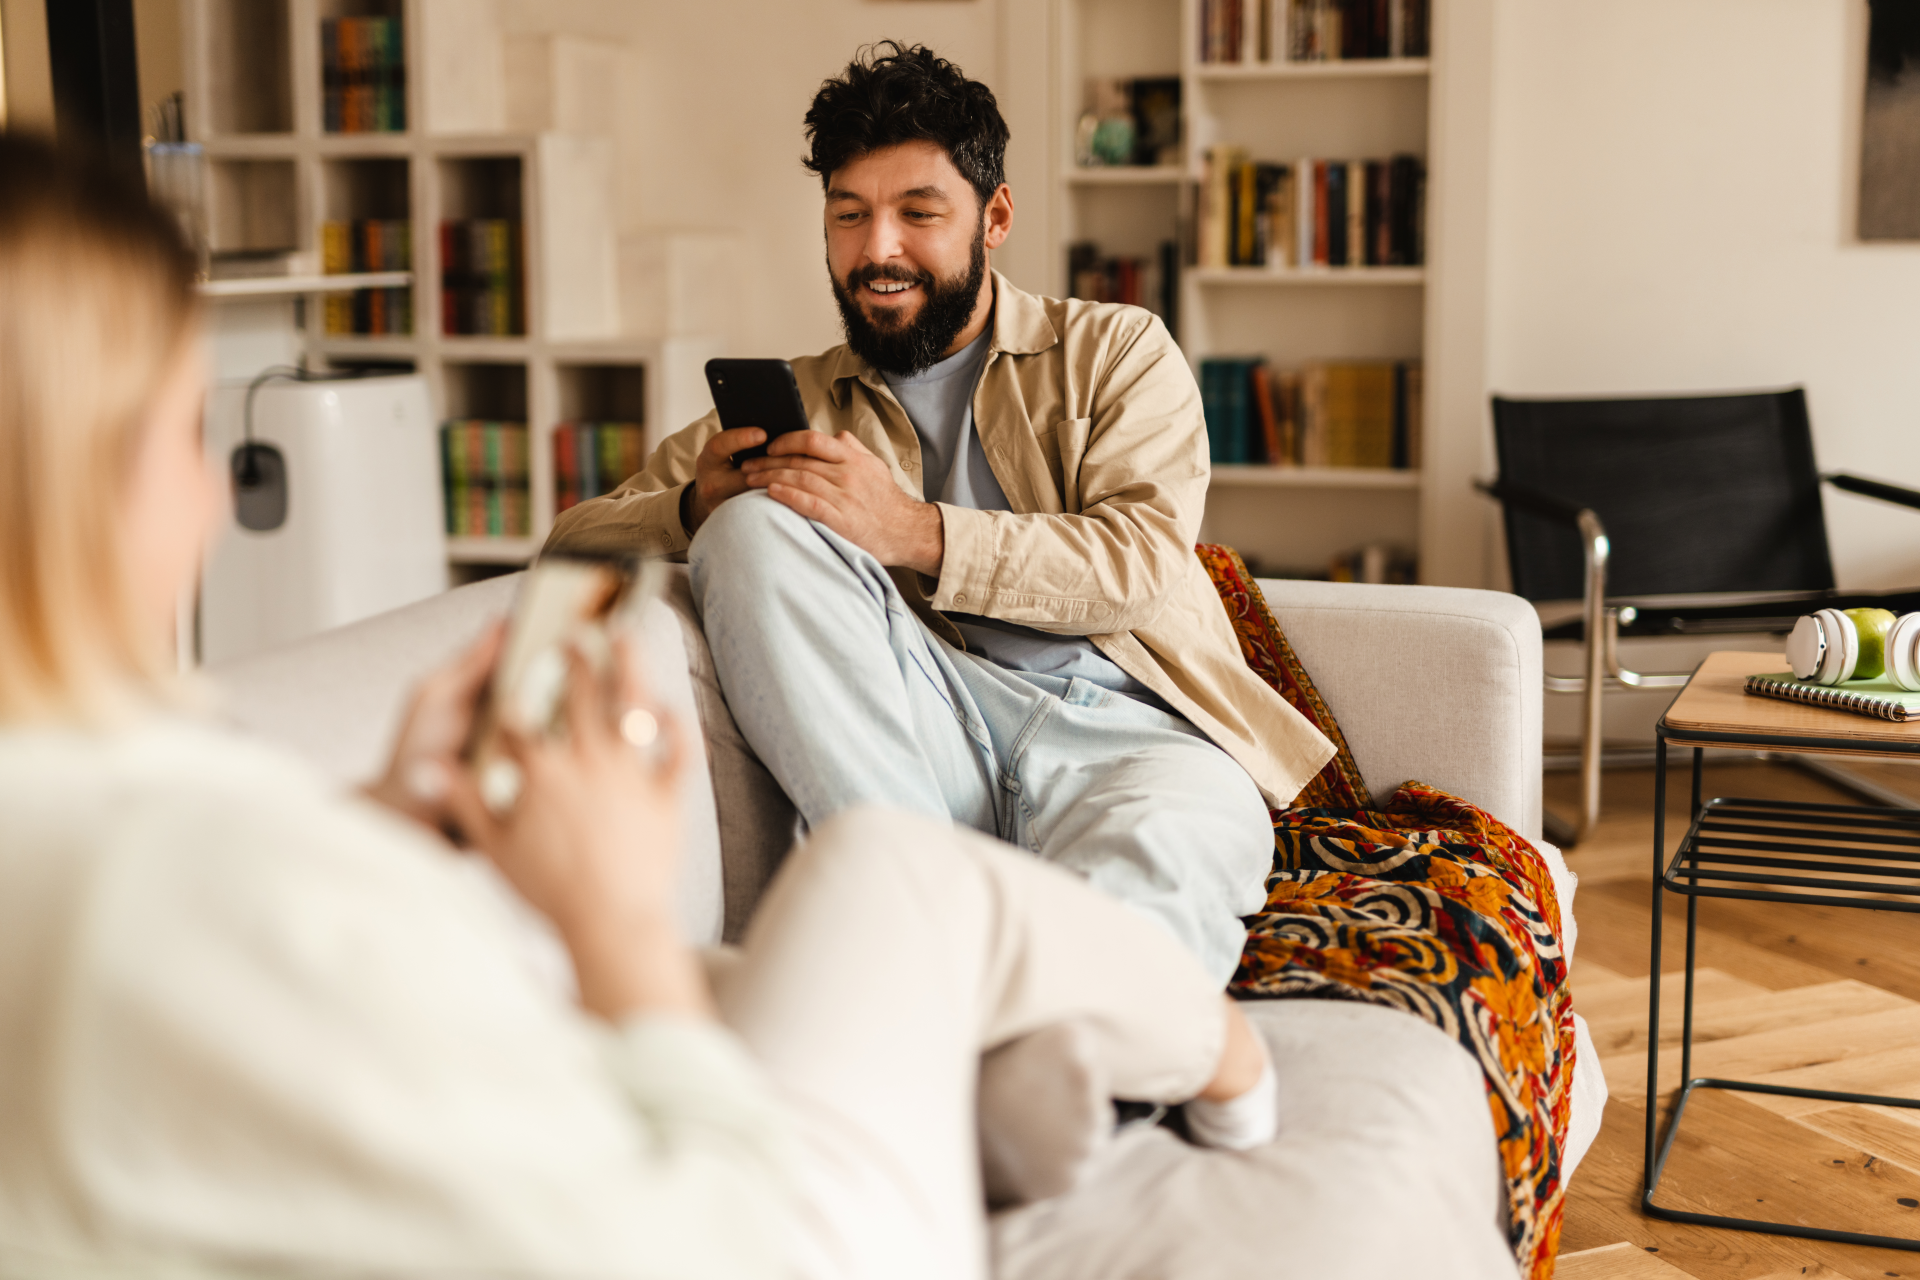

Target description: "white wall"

left=497, top=0, right=1045, bottom=368
left=1486, top=0, right=1920, bottom=591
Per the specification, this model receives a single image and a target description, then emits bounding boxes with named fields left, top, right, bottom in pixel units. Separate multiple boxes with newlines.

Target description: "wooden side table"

left=1646, top=650, right=1920, bottom=1249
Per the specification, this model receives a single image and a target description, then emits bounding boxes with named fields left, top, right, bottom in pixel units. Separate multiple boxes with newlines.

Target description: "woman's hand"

left=365, top=622, right=505, bottom=832
left=445, top=638, right=711, bottom=1024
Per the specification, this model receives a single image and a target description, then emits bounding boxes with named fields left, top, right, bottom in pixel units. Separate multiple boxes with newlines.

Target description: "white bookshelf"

left=181, top=0, right=719, bottom=576
left=1209, top=464, right=1420, bottom=489
left=1187, top=266, right=1426, bottom=286
left=1052, top=0, right=1490, bottom=583
left=1193, top=56, right=1431, bottom=81
left=1063, top=165, right=1187, bottom=186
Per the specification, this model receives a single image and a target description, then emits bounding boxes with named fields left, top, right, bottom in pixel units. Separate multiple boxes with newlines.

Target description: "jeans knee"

left=691, top=490, right=799, bottom=564
left=688, top=491, right=816, bottom=600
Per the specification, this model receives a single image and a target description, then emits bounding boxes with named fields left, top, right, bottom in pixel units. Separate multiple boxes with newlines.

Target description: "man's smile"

left=863, top=278, right=921, bottom=306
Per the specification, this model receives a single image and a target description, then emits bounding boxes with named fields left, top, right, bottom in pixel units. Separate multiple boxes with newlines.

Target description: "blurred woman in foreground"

left=0, top=133, right=1274, bottom=1278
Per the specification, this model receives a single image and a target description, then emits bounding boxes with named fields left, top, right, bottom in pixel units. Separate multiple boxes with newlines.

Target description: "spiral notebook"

left=1744, top=672, right=1920, bottom=722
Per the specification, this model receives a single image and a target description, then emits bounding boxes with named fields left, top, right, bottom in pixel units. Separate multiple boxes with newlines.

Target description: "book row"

left=555, top=422, right=648, bottom=513
left=321, top=219, right=412, bottom=336
left=440, top=420, right=530, bottom=538
left=1199, top=0, right=1431, bottom=64
left=1201, top=358, right=1422, bottom=469
left=1196, top=148, right=1424, bottom=269
left=1066, top=241, right=1178, bottom=326
left=321, top=16, right=406, bottom=134
left=440, top=219, right=524, bottom=338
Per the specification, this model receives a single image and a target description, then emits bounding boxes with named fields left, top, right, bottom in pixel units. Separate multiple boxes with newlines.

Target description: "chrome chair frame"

left=1479, top=473, right=1920, bottom=848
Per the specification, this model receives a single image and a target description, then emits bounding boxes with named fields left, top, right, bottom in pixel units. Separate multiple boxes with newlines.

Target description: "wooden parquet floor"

left=1552, top=760, right=1920, bottom=1280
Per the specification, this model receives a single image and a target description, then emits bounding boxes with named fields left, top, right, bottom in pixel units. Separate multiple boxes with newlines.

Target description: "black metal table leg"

left=1681, top=748, right=1702, bottom=1090
left=1640, top=734, right=1920, bottom=1248
left=1643, top=734, right=1667, bottom=1199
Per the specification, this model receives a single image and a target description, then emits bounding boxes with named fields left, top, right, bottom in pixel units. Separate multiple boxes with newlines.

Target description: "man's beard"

left=830, top=218, right=988, bottom=377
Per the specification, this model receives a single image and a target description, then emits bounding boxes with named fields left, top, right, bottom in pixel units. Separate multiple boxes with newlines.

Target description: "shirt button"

left=902, top=460, right=916, bottom=470
left=954, top=593, right=967, bottom=605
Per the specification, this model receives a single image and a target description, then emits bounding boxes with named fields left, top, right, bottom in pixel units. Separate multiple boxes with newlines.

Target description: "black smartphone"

left=705, top=358, right=811, bottom=463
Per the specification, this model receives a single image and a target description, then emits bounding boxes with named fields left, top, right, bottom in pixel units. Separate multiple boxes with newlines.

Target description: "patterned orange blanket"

left=1200, top=545, right=1574, bottom=1280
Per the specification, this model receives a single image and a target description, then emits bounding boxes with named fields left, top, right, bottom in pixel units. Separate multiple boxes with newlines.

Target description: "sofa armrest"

left=1256, top=579, right=1544, bottom=843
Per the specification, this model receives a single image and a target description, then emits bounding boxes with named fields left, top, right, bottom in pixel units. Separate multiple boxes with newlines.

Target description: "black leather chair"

left=1479, top=387, right=1920, bottom=846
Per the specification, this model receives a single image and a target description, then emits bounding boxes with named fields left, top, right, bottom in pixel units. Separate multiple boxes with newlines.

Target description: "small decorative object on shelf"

left=1202, top=356, right=1420, bottom=468
left=321, top=13, right=407, bottom=133
left=1199, top=0, right=1430, bottom=65
left=554, top=421, right=646, bottom=513
left=1075, top=77, right=1182, bottom=168
left=440, top=219, right=525, bottom=336
left=1197, top=146, right=1423, bottom=269
left=441, top=420, right=530, bottom=538
left=321, top=220, right=413, bottom=335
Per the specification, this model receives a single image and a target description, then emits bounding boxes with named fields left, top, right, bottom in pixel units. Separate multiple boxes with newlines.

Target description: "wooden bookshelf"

left=1052, top=0, right=1489, bottom=584
left=181, top=0, right=719, bottom=577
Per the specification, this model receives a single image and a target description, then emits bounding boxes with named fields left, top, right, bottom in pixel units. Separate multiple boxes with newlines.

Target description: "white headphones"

left=1785, top=607, right=1920, bottom=689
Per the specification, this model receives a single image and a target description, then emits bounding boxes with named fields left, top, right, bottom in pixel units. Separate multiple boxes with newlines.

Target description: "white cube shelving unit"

left=182, top=0, right=721, bottom=575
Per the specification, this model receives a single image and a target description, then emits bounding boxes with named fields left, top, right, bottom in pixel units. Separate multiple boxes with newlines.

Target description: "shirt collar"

left=828, top=270, right=1059, bottom=406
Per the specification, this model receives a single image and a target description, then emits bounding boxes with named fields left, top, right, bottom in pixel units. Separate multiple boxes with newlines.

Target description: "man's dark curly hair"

left=802, top=42, right=1009, bottom=207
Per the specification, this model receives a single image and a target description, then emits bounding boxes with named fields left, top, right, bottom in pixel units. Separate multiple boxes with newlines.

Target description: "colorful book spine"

left=322, top=14, right=407, bottom=134
left=319, top=218, right=413, bottom=336
left=1192, top=151, right=1424, bottom=271
left=440, top=419, right=529, bottom=538
left=1065, top=241, right=1174, bottom=321
left=1252, top=0, right=1431, bottom=64
left=552, top=422, right=646, bottom=512
left=1199, top=360, right=1423, bottom=469
left=439, top=218, right=525, bottom=337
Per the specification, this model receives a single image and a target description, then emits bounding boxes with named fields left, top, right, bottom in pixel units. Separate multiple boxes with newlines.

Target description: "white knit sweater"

left=0, top=716, right=793, bottom=1278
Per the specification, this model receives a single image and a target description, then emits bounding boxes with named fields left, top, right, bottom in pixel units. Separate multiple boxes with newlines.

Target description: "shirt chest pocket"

left=1037, top=417, right=1093, bottom=513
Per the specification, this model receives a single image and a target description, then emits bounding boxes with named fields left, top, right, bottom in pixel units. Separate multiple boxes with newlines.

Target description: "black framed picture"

left=1861, top=0, right=1920, bottom=239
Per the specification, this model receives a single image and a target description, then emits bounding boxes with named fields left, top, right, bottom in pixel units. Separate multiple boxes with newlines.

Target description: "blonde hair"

left=0, top=134, right=200, bottom=722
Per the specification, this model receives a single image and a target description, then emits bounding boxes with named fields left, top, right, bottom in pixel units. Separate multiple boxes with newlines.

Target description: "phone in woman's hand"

left=466, top=554, right=665, bottom=812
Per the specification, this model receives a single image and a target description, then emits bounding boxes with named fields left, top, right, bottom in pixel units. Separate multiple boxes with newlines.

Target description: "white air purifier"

left=200, top=375, right=449, bottom=665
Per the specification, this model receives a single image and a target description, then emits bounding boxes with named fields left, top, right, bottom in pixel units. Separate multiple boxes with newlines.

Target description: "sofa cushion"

left=990, top=1000, right=1515, bottom=1280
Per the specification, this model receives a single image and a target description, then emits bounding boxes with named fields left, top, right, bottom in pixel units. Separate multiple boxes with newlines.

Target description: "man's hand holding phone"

left=742, top=430, right=945, bottom=577
left=689, top=355, right=944, bottom=573
left=682, top=426, right=768, bottom=534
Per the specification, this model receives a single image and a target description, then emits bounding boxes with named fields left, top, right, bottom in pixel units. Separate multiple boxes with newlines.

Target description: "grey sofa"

left=210, top=570, right=1602, bottom=1280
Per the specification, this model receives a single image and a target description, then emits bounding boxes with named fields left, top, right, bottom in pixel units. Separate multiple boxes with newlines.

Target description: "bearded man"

left=546, top=42, right=1334, bottom=985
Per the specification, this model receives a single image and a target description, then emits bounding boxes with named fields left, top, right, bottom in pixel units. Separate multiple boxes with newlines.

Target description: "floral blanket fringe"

left=1198, top=545, right=1574, bottom=1280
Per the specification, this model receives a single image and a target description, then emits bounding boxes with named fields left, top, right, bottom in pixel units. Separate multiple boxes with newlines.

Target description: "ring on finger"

left=619, top=707, right=659, bottom=748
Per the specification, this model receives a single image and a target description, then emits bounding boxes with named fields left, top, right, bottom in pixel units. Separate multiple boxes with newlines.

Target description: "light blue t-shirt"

left=883, top=326, right=1168, bottom=708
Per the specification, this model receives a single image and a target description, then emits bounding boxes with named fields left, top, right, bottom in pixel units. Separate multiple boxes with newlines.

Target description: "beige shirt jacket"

left=547, top=273, right=1334, bottom=806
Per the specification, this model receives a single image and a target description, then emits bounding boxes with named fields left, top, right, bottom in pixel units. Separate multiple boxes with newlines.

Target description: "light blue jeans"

left=688, top=492, right=1275, bottom=983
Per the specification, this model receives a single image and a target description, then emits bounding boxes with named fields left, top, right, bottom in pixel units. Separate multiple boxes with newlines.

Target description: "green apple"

left=1848, top=607, right=1898, bottom=680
